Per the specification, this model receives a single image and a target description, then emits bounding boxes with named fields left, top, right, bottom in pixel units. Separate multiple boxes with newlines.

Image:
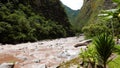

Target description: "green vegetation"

left=79, top=44, right=97, bottom=68
left=63, top=5, right=79, bottom=27
left=108, top=45, right=120, bottom=68
left=64, top=5, right=79, bottom=24
left=94, top=33, right=115, bottom=68
left=108, top=55, right=120, bottom=68
left=82, top=23, right=110, bottom=38
left=75, top=0, right=104, bottom=31
left=58, top=34, right=116, bottom=68
left=79, top=33, right=115, bottom=68
left=62, top=5, right=82, bottom=34
left=74, top=0, right=117, bottom=33
left=80, top=0, right=120, bottom=67
left=0, top=0, right=75, bottom=44
left=82, top=0, right=120, bottom=39
left=58, top=0, right=120, bottom=68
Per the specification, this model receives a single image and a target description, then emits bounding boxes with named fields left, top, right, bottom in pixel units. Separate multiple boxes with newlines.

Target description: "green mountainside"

left=63, top=5, right=79, bottom=25
left=75, top=0, right=117, bottom=30
left=63, top=5, right=81, bottom=33
left=0, top=0, right=75, bottom=44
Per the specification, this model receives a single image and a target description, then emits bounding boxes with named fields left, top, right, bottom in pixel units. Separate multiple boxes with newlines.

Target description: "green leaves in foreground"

left=94, top=33, right=115, bottom=68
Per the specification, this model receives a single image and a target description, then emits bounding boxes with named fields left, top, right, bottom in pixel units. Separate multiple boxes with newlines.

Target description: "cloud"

left=60, top=0, right=83, bottom=10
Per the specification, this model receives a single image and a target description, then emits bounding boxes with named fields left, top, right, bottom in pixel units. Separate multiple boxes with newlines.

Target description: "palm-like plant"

left=94, top=33, right=115, bottom=68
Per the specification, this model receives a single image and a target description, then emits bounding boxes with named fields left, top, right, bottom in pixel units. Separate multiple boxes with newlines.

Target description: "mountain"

left=75, top=0, right=117, bottom=30
left=0, top=0, right=75, bottom=44
left=63, top=5, right=79, bottom=25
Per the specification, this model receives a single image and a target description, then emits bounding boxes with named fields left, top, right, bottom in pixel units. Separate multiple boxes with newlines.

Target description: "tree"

left=98, top=7, right=120, bottom=44
left=0, top=0, right=74, bottom=44
left=82, top=23, right=110, bottom=38
left=112, top=9, right=120, bottom=44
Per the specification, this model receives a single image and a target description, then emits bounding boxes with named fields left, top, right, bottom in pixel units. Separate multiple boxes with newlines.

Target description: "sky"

left=60, top=0, right=83, bottom=10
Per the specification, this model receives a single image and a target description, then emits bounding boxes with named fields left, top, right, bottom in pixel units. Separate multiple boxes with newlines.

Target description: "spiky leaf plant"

left=94, top=33, right=115, bottom=68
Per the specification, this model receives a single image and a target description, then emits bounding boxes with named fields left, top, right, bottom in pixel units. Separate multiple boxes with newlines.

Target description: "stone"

left=57, top=50, right=70, bottom=58
left=38, top=42, right=44, bottom=45
left=74, top=39, right=92, bottom=47
left=66, top=50, right=79, bottom=60
left=32, top=59, right=41, bottom=63
left=117, top=39, right=120, bottom=44
left=0, top=63, right=14, bottom=68
left=70, top=65, right=81, bottom=68
left=74, top=43, right=87, bottom=47
left=0, top=36, right=86, bottom=68
left=16, top=55, right=27, bottom=61
left=49, top=55, right=55, bottom=59
left=32, top=64, right=47, bottom=68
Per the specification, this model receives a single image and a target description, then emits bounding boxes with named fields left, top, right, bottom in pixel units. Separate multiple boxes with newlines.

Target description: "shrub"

left=94, top=33, right=115, bottom=68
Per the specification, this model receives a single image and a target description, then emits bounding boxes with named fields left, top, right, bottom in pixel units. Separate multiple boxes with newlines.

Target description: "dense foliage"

left=82, top=0, right=120, bottom=39
left=0, top=0, right=75, bottom=44
left=75, top=0, right=117, bottom=32
left=80, top=34, right=115, bottom=68
left=82, top=23, right=110, bottom=38
left=79, top=44, right=97, bottom=68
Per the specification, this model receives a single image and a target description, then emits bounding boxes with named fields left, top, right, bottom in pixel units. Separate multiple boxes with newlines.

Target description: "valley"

left=0, top=0, right=120, bottom=68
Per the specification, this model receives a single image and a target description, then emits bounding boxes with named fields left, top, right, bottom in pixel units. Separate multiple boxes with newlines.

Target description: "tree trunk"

left=103, top=62, right=106, bottom=68
left=117, top=36, right=119, bottom=44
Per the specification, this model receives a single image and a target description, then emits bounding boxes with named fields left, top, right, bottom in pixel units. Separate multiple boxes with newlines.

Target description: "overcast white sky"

left=60, top=0, right=83, bottom=10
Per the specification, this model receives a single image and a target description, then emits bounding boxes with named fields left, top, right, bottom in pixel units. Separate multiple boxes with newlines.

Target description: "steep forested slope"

left=75, top=0, right=117, bottom=30
left=0, top=0, right=75, bottom=44
left=63, top=5, right=79, bottom=25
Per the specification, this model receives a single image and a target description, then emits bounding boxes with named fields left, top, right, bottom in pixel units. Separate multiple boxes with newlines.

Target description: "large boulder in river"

left=74, top=39, right=92, bottom=47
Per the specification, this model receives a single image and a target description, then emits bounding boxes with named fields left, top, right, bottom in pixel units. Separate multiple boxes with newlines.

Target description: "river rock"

left=32, top=59, right=41, bottom=63
left=0, top=63, right=14, bottom=68
left=74, top=39, right=92, bottom=47
left=32, top=64, right=47, bottom=68
left=16, top=54, right=27, bottom=61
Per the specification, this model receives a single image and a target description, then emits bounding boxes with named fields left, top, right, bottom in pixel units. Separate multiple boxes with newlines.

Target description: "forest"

left=0, top=0, right=75, bottom=44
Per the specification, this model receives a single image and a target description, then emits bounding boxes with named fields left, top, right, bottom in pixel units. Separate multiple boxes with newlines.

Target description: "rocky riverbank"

left=0, top=36, right=86, bottom=68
